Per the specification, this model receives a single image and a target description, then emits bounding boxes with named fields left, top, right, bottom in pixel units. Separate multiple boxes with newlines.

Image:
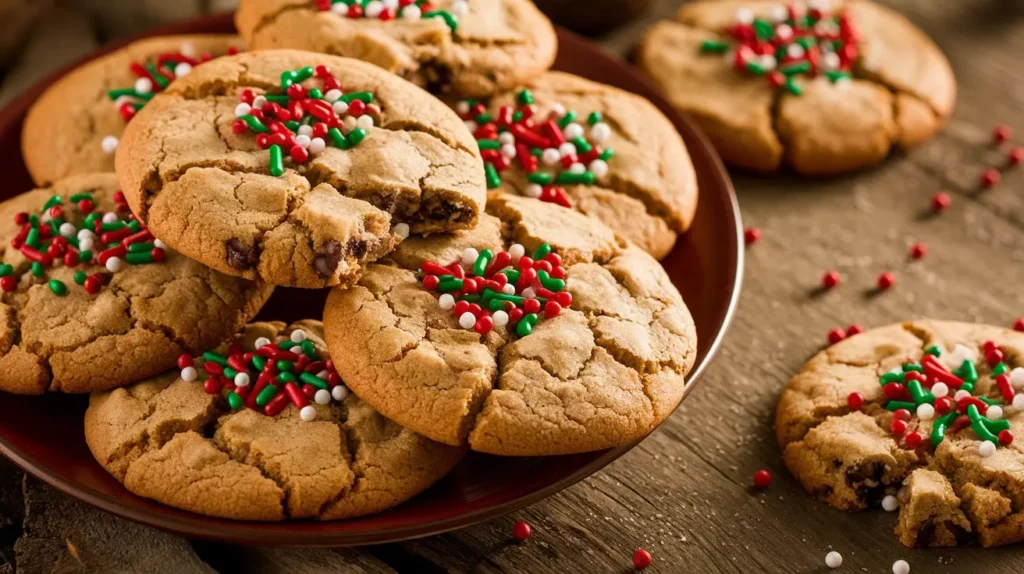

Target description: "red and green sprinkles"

left=699, top=2, right=860, bottom=95
left=456, top=89, right=614, bottom=209
left=7, top=191, right=165, bottom=297
left=315, top=0, right=466, bottom=31
left=180, top=328, right=348, bottom=422
left=847, top=341, right=1023, bottom=458
left=102, top=42, right=239, bottom=155
left=419, top=243, right=571, bottom=337
left=231, top=65, right=378, bottom=177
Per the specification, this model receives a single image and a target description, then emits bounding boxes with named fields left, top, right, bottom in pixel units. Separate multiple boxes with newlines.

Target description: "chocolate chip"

left=314, top=240, right=342, bottom=278
left=346, top=237, right=367, bottom=259
left=225, top=239, right=259, bottom=270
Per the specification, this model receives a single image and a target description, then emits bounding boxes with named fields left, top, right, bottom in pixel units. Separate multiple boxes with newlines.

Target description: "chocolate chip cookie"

left=116, top=50, right=486, bottom=288
left=235, top=0, right=556, bottom=98
left=0, top=173, right=272, bottom=395
left=452, top=72, right=699, bottom=260
left=86, top=320, right=464, bottom=521
left=778, top=320, right=1024, bottom=547
left=638, top=0, right=955, bottom=175
left=23, top=35, right=241, bottom=186
left=324, top=194, right=698, bottom=456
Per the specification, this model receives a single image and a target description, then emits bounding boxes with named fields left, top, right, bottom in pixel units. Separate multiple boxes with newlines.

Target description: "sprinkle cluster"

left=699, top=1, right=860, bottom=95
left=847, top=342, right=1021, bottom=457
left=456, top=89, right=615, bottom=209
left=419, top=242, right=571, bottom=337
left=181, top=328, right=348, bottom=422
left=316, top=0, right=466, bottom=31
left=102, top=43, right=238, bottom=155
left=7, top=191, right=165, bottom=297
left=231, top=65, right=379, bottom=177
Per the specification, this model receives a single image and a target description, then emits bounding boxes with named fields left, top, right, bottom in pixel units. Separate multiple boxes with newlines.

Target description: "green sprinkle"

left=100, top=221, right=127, bottom=232
left=128, top=242, right=155, bottom=253
left=277, top=371, right=297, bottom=384
left=780, top=61, right=811, bottom=76
left=227, top=391, right=243, bottom=410
left=925, top=345, right=941, bottom=357
left=278, top=339, right=296, bottom=350
left=484, top=163, right=501, bottom=189
left=554, top=172, right=595, bottom=185
left=339, top=91, right=374, bottom=104
left=477, top=139, right=501, bottom=150
left=785, top=79, right=803, bottom=96
left=931, top=410, right=958, bottom=447
left=993, top=362, right=1009, bottom=376
left=437, top=278, right=464, bottom=293
left=599, top=148, right=615, bottom=161
left=25, top=228, right=39, bottom=248
left=473, top=249, right=493, bottom=277
left=557, top=110, right=577, bottom=129
left=41, top=195, right=62, bottom=211
left=79, top=250, right=93, bottom=263
left=532, top=244, right=552, bottom=260
left=328, top=127, right=348, bottom=149
left=47, top=279, right=67, bottom=296
left=251, top=355, right=267, bottom=371
left=902, top=363, right=923, bottom=373
left=586, top=112, right=602, bottom=125
left=516, top=313, right=538, bottom=337
left=423, top=9, right=458, bottom=31
left=475, top=113, right=492, bottom=125
left=0, top=265, right=13, bottom=277
left=907, top=380, right=934, bottom=405
left=699, top=39, right=729, bottom=53
left=959, top=360, right=978, bottom=384
left=240, top=114, right=270, bottom=133
left=979, top=396, right=1004, bottom=406
left=517, top=89, right=534, bottom=105
left=73, top=271, right=87, bottom=285
left=307, top=88, right=324, bottom=100
left=223, top=367, right=238, bottom=380
left=967, top=404, right=1000, bottom=443
left=256, top=384, right=279, bottom=407
left=347, top=128, right=368, bottom=146
left=30, top=262, right=43, bottom=277
left=203, top=351, right=228, bottom=366
left=500, top=269, right=520, bottom=284
left=125, top=252, right=154, bottom=265
left=276, top=360, right=295, bottom=372
left=527, top=172, right=552, bottom=185
left=269, top=144, right=285, bottom=177
left=301, top=340, right=317, bottom=358
left=299, top=372, right=329, bottom=390
left=885, top=400, right=916, bottom=412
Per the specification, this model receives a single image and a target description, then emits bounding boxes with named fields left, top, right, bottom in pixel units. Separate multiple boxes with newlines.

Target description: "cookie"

left=85, top=320, right=464, bottom=521
left=235, top=0, right=556, bottom=98
left=451, top=72, right=699, bottom=259
left=23, top=35, right=242, bottom=186
left=638, top=0, right=956, bottom=175
left=323, top=194, right=698, bottom=455
left=777, top=320, right=1024, bottom=547
left=0, top=173, right=272, bottom=395
left=116, top=50, right=486, bottom=288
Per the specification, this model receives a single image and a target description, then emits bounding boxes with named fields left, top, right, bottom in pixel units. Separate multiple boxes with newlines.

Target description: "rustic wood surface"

left=3, top=0, right=1024, bottom=572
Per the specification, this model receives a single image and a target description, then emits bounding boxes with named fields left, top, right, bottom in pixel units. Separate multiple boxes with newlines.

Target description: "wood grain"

left=4, top=0, right=1024, bottom=572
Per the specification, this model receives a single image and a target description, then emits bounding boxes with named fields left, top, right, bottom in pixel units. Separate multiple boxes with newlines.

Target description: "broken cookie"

left=324, top=194, right=698, bottom=456
left=234, top=0, right=556, bottom=98
left=637, top=0, right=955, bottom=175
left=0, top=173, right=273, bottom=395
left=777, top=320, right=1024, bottom=547
left=85, top=320, right=464, bottom=521
left=116, top=50, right=486, bottom=288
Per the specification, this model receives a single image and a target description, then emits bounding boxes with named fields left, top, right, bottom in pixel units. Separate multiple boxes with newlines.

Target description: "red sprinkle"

left=893, top=408, right=912, bottom=421
left=891, top=419, right=908, bottom=437
left=994, top=124, right=1012, bottom=143
left=512, top=520, right=531, bottom=541
left=1014, top=318, right=1024, bottom=332
left=753, top=469, right=772, bottom=489
left=1009, top=147, right=1024, bottom=166
left=877, top=272, right=895, bottom=290
left=744, top=227, right=762, bottom=245
left=909, top=242, right=927, bottom=259
left=846, top=324, right=864, bottom=336
left=177, top=354, right=193, bottom=369
left=847, top=392, right=864, bottom=410
left=827, top=328, right=846, bottom=345
left=822, top=271, right=841, bottom=289
left=905, top=431, right=923, bottom=449
left=632, top=549, right=652, bottom=570
left=981, top=168, right=1001, bottom=188
left=999, top=430, right=1014, bottom=446
left=931, top=192, right=951, bottom=212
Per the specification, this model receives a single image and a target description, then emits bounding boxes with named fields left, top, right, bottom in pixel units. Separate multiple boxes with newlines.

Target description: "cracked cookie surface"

left=85, top=320, right=464, bottom=521
left=323, top=194, right=698, bottom=455
left=777, top=320, right=1024, bottom=547
left=637, top=0, right=955, bottom=175
left=458, top=72, right=699, bottom=260
left=116, top=50, right=486, bottom=288
left=0, top=173, right=273, bottom=395
left=23, top=35, right=241, bottom=186
left=235, top=0, right=556, bottom=98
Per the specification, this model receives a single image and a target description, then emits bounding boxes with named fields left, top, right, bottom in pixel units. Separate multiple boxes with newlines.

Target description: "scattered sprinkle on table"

left=845, top=323, right=863, bottom=336
left=744, top=227, right=762, bottom=245
left=827, top=328, right=846, bottom=345
left=825, top=551, right=842, bottom=568
left=909, top=242, right=926, bottom=259
left=993, top=124, right=1012, bottom=144
left=877, top=271, right=895, bottom=290
left=893, top=559, right=910, bottom=574
left=1014, top=318, right=1024, bottom=332
left=753, top=469, right=772, bottom=488
left=881, top=494, right=899, bottom=511
left=512, top=520, right=531, bottom=541
left=931, top=191, right=950, bottom=212
left=821, top=270, right=840, bottom=289
left=980, top=168, right=1001, bottom=188
left=632, top=548, right=652, bottom=570
left=1009, top=146, right=1024, bottom=166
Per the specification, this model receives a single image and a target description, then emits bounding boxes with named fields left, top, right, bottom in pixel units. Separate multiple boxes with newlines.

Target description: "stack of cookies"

left=5, top=1, right=700, bottom=521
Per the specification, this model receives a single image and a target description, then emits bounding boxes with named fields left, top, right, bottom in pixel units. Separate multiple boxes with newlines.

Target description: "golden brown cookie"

left=235, top=0, right=556, bottom=98
left=638, top=0, right=955, bottom=175
left=86, top=320, right=464, bottom=521
left=116, top=50, right=486, bottom=288
left=777, top=320, right=1024, bottom=547
left=0, top=173, right=272, bottom=395
left=450, top=72, right=698, bottom=260
left=323, top=194, right=698, bottom=456
left=22, top=35, right=242, bottom=186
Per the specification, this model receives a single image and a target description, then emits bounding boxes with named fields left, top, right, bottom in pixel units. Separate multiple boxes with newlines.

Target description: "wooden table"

left=3, top=0, right=1024, bottom=571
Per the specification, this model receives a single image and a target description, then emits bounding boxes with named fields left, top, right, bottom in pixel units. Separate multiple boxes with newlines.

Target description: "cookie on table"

left=22, top=35, right=241, bottom=186
left=234, top=0, right=556, bottom=98
left=451, top=72, right=698, bottom=260
left=0, top=173, right=272, bottom=395
left=86, top=320, right=463, bottom=521
left=777, top=320, right=1024, bottom=547
left=638, top=0, right=956, bottom=175
left=116, top=50, right=486, bottom=288
left=324, top=194, right=698, bottom=456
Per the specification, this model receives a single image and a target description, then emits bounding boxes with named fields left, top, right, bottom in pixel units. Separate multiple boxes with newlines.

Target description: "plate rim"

left=0, top=14, right=744, bottom=546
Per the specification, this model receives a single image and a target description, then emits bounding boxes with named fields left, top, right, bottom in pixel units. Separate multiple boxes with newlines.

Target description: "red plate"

left=0, top=15, right=742, bottom=546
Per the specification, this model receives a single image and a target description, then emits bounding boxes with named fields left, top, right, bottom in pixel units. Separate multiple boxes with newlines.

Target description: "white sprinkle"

left=174, top=63, right=192, bottom=78
left=235, top=103, right=252, bottom=118
left=402, top=4, right=422, bottom=20
left=775, top=23, right=793, bottom=39
left=954, top=390, right=972, bottom=401
left=332, top=385, right=349, bottom=401
left=464, top=120, right=478, bottom=133
left=787, top=44, right=805, bottom=59
left=823, top=52, right=841, bottom=70
left=987, top=405, right=1004, bottom=421
left=563, top=123, right=584, bottom=140
left=365, top=0, right=384, bottom=18
left=568, top=162, right=586, bottom=174
left=1010, top=367, right=1024, bottom=389
left=253, top=337, right=271, bottom=349
left=978, top=441, right=996, bottom=458
left=59, top=222, right=76, bottom=238
left=105, top=257, right=124, bottom=273
left=298, top=125, right=314, bottom=137
left=333, top=101, right=350, bottom=116
left=588, top=159, right=609, bottom=178
left=331, top=2, right=348, bottom=14
left=316, top=370, right=329, bottom=380
left=233, top=372, right=251, bottom=387
left=315, top=389, right=332, bottom=405
left=78, top=237, right=94, bottom=253
left=547, top=103, right=566, bottom=119
left=541, top=148, right=561, bottom=166
left=252, top=95, right=267, bottom=109
left=325, top=89, right=343, bottom=103
left=451, top=0, right=468, bottom=17
left=290, top=329, right=307, bottom=343
left=459, top=312, right=476, bottom=329
left=455, top=101, right=470, bottom=115
left=589, top=122, right=611, bottom=143
left=500, top=144, right=517, bottom=159
left=342, top=116, right=358, bottom=134
left=179, top=42, right=196, bottom=58
left=101, top=136, right=119, bottom=154
left=882, top=495, right=899, bottom=511
left=154, top=239, right=167, bottom=250
left=295, top=134, right=312, bottom=149
left=760, top=54, right=777, bottom=70
left=508, top=244, right=525, bottom=261
left=521, top=287, right=536, bottom=299
left=392, top=222, right=410, bottom=239
left=356, top=115, right=374, bottom=130
left=439, top=293, right=455, bottom=310
left=493, top=310, right=509, bottom=327
left=892, top=560, right=910, bottom=574
left=735, top=7, right=754, bottom=24
left=290, top=345, right=302, bottom=355
left=300, top=405, right=317, bottom=422
left=825, top=551, right=842, bottom=569
left=916, top=403, right=935, bottom=421
left=309, top=137, right=326, bottom=155
left=558, top=142, right=577, bottom=157
left=524, top=183, right=543, bottom=198
left=102, top=212, right=118, bottom=223
left=77, top=229, right=95, bottom=240
left=930, top=382, right=949, bottom=398
left=770, top=5, right=788, bottom=22
left=498, top=132, right=515, bottom=145
left=180, top=366, right=197, bottom=382
left=1014, top=394, right=1024, bottom=410
left=134, top=77, right=153, bottom=95
left=462, top=248, right=479, bottom=265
